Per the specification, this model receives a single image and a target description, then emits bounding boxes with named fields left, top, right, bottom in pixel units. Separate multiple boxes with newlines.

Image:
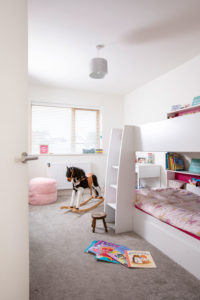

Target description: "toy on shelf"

left=170, top=104, right=182, bottom=111
left=189, top=178, right=200, bottom=187
left=170, top=104, right=190, bottom=112
left=61, top=167, right=103, bottom=213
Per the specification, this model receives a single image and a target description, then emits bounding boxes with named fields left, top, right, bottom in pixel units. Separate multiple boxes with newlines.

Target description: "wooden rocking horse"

left=60, top=167, right=104, bottom=213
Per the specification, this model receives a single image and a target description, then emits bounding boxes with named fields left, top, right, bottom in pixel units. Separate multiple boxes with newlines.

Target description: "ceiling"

left=28, top=0, right=200, bottom=95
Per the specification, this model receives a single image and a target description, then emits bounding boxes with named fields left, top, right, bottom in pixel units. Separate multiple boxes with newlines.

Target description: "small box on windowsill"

left=40, top=145, right=49, bottom=154
left=82, top=148, right=95, bottom=154
left=95, top=149, right=103, bottom=154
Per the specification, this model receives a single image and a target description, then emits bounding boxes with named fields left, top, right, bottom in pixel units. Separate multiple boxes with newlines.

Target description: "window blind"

left=31, top=105, right=101, bottom=154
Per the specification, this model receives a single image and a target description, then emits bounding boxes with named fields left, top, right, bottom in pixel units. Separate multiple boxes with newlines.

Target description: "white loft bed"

left=133, top=113, right=200, bottom=280
left=105, top=113, right=200, bottom=280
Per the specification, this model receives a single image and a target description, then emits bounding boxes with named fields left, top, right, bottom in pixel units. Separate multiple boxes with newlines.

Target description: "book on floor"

left=95, top=247, right=120, bottom=264
left=125, top=250, right=156, bottom=268
left=84, top=240, right=98, bottom=253
left=85, top=241, right=118, bottom=263
left=107, top=249, right=129, bottom=266
left=85, top=240, right=130, bottom=264
left=88, top=240, right=130, bottom=256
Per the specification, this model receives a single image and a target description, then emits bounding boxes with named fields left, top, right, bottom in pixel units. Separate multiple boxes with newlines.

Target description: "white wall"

left=28, top=84, right=124, bottom=187
left=0, top=1, right=28, bottom=299
left=124, top=55, right=200, bottom=124
left=124, top=55, right=200, bottom=186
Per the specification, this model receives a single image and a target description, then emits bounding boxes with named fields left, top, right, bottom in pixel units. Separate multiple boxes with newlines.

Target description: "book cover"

left=166, top=153, right=185, bottom=171
left=166, top=153, right=169, bottom=169
left=107, top=249, right=129, bottom=266
left=174, top=157, right=184, bottom=171
left=88, top=240, right=129, bottom=255
left=169, top=154, right=172, bottom=170
left=84, top=240, right=98, bottom=253
left=125, top=250, right=156, bottom=268
left=95, top=247, right=120, bottom=264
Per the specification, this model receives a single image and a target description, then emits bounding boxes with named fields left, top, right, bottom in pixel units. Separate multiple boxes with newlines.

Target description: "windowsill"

left=32, top=153, right=105, bottom=157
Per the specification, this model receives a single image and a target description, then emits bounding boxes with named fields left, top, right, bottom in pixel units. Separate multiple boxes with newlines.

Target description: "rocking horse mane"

left=66, top=166, right=86, bottom=179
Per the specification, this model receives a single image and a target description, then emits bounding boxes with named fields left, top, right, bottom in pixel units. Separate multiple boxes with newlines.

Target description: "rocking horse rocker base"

left=60, top=167, right=104, bottom=213
left=61, top=195, right=104, bottom=213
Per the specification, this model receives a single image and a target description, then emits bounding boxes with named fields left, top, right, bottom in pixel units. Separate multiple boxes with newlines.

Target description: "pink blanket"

left=135, top=188, right=200, bottom=238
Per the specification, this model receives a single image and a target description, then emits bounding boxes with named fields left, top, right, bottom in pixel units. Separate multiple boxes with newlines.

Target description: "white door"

left=0, top=1, right=29, bottom=300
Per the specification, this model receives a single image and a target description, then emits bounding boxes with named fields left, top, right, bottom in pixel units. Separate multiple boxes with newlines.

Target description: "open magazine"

left=125, top=250, right=156, bottom=268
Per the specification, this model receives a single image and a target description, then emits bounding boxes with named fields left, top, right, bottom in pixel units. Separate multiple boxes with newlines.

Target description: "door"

left=0, top=1, right=29, bottom=300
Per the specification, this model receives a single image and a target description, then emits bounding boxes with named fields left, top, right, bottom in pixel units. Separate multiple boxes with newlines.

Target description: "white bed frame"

left=131, top=113, right=200, bottom=280
left=133, top=208, right=200, bottom=279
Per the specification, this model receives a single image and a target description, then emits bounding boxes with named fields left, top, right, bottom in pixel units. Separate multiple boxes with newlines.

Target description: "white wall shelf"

left=167, top=104, right=200, bottom=119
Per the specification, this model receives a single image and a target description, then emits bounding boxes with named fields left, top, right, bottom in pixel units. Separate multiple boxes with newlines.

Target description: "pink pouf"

left=29, top=177, right=57, bottom=205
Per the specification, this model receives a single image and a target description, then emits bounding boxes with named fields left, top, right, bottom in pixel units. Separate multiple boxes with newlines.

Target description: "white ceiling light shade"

left=89, top=45, right=108, bottom=79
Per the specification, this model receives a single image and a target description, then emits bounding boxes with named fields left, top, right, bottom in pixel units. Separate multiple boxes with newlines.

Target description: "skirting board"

left=133, top=207, right=200, bottom=280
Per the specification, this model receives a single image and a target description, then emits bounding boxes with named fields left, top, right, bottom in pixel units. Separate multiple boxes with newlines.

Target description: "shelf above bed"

left=167, top=104, right=200, bottom=119
left=166, top=169, right=200, bottom=176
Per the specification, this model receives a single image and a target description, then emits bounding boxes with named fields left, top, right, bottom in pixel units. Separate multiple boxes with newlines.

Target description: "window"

left=31, top=104, right=101, bottom=154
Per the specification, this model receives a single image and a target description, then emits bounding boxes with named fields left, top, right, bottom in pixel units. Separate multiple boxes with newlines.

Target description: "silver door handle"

left=21, top=152, right=39, bottom=163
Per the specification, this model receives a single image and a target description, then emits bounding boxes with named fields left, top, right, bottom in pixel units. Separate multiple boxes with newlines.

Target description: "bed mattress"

left=135, top=188, right=200, bottom=239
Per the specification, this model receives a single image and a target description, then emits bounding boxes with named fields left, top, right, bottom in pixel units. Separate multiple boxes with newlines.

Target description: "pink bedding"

left=135, top=188, right=200, bottom=238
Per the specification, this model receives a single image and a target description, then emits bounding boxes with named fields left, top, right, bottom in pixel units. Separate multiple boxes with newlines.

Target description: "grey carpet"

left=30, top=193, right=200, bottom=300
